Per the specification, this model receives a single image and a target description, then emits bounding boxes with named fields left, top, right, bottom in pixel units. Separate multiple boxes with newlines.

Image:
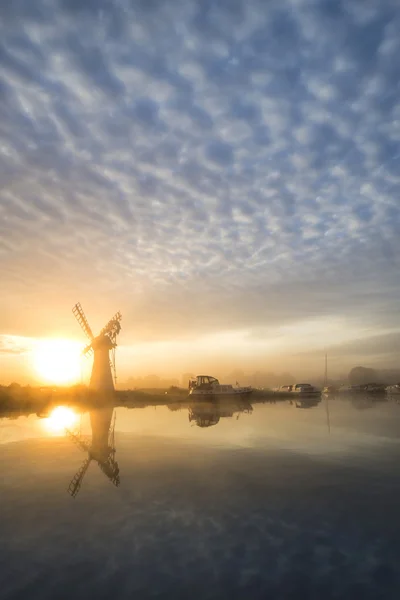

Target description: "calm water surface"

left=2, top=396, right=400, bottom=599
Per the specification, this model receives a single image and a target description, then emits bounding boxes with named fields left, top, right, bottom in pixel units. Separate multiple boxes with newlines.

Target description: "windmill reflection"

left=189, top=396, right=253, bottom=428
left=66, top=407, right=120, bottom=497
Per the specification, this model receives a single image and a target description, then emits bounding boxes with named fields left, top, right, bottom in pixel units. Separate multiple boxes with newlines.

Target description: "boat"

left=290, top=383, right=321, bottom=398
left=386, top=383, right=400, bottom=396
left=362, top=383, right=386, bottom=394
left=188, top=375, right=252, bottom=397
left=275, top=385, right=293, bottom=394
left=332, top=383, right=386, bottom=395
left=274, top=383, right=321, bottom=398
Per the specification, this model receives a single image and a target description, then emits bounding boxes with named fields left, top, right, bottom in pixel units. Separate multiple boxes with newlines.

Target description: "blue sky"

left=1, top=0, right=400, bottom=380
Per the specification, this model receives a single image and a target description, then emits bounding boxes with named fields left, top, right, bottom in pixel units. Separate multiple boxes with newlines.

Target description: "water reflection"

left=188, top=396, right=253, bottom=428
left=350, top=395, right=387, bottom=410
left=3, top=393, right=400, bottom=598
left=44, top=406, right=79, bottom=433
left=65, top=407, right=120, bottom=497
left=292, top=396, right=322, bottom=409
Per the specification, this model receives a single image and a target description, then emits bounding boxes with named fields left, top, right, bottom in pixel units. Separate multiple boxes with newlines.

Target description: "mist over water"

left=2, top=393, right=400, bottom=599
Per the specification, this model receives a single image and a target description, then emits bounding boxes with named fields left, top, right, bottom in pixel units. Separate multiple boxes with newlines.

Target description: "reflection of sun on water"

left=44, top=406, right=78, bottom=434
left=33, top=339, right=82, bottom=385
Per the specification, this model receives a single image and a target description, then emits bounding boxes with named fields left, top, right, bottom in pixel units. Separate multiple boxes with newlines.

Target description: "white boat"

left=386, top=384, right=400, bottom=395
left=290, top=383, right=321, bottom=398
left=274, top=383, right=321, bottom=397
left=275, top=385, right=293, bottom=393
left=188, top=375, right=252, bottom=397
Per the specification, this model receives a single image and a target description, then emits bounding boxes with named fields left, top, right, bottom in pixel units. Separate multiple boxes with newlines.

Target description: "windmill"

left=72, top=302, right=122, bottom=391
left=66, top=407, right=120, bottom=498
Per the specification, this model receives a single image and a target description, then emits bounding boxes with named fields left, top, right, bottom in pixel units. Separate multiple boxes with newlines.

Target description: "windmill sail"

left=99, top=312, right=122, bottom=345
left=72, top=303, right=94, bottom=341
left=68, top=457, right=92, bottom=498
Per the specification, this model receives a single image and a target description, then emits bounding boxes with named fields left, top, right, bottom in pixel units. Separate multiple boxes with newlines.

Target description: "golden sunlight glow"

left=33, top=339, right=82, bottom=384
left=43, top=406, right=78, bottom=434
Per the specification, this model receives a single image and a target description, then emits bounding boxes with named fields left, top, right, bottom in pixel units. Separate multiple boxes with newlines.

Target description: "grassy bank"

left=0, top=384, right=282, bottom=418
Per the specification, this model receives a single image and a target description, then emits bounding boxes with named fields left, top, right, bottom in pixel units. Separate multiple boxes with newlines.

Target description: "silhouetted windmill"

left=67, top=408, right=120, bottom=498
left=72, top=302, right=121, bottom=390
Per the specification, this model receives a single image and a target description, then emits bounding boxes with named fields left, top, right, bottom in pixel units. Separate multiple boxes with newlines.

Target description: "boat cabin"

left=189, top=375, right=220, bottom=391
left=293, top=383, right=313, bottom=390
left=279, top=385, right=293, bottom=392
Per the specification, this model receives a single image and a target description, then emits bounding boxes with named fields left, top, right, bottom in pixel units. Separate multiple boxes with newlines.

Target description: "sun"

left=33, top=339, right=82, bottom=385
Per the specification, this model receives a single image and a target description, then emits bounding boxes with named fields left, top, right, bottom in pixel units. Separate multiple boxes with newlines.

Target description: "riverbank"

left=0, top=385, right=281, bottom=417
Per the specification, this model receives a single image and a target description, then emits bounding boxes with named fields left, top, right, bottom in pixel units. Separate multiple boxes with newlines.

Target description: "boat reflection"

left=65, top=407, right=120, bottom=497
left=188, top=396, right=253, bottom=428
left=292, top=396, right=322, bottom=409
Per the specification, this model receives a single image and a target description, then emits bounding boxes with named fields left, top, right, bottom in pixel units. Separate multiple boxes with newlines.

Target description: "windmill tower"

left=66, top=407, right=120, bottom=498
left=72, top=302, right=121, bottom=392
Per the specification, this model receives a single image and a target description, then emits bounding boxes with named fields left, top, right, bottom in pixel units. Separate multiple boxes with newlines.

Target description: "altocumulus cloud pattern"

left=1, top=0, right=400, bottom=340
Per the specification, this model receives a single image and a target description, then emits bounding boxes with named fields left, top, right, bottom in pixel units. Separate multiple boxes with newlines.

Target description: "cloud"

left=0, top=335, right=34, bottom=355
left=304, top=331, right=400, bottom=362
left=1, top=0, right=400, bottom=359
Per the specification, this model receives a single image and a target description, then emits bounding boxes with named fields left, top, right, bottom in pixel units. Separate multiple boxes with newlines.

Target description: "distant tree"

left=7, top=382, right=23, bottom=400
left=348, top=366, right=378, bottom=386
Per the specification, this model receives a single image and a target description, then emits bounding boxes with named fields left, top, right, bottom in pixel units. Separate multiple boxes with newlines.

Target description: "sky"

left=1, top=0, right=400, bottom=384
